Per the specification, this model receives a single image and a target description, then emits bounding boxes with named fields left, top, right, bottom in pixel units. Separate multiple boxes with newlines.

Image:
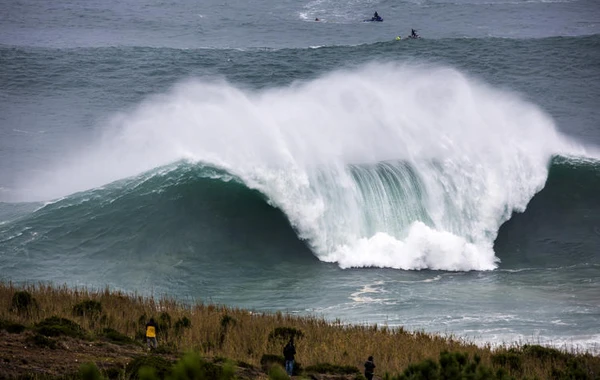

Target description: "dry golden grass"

left=1, top=281, right=598, bottom=379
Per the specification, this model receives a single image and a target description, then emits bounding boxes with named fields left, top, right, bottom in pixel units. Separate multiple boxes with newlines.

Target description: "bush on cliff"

left=36, top=316, right=85, bottom=338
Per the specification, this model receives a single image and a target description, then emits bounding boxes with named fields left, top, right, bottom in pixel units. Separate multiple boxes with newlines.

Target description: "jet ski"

left=408, top=29, right=420, bottom=38
left=364, top=16, right=383, bottom=22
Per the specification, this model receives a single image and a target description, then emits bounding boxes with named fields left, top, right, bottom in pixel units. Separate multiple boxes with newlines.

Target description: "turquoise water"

left=1, top=0, right=599, bottom=352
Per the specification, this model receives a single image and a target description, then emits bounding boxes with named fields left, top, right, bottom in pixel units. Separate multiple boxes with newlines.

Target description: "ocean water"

left=1, top=0, right=600, bottom=352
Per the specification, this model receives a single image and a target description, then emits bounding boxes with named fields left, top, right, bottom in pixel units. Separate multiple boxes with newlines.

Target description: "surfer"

left=410, top=29, right=419, bottom=38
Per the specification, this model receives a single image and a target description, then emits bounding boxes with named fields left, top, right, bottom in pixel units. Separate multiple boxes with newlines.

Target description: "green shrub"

left=125, top=355, right=172, bottom=380
left=220, top=359, right=236, bottom=380
left=397, top=351, right=514, bottom=380
left=11, top=290, right=37, bottom=314
left=174, top=316, right=191, bottom=335
left=159, top=312, right=171, bottom=330
left=79, top=362, right=102, bottom=380
left=198, top=358, right=227, bottom=380
left=268, top=326, right=304, bottom=341
left=305, top=362, right=360, bottom=375
left=73, top=300, right=103, bottom=318
left=259, top=354, right=302, bottom=375
left=179, top=316, right=191, bottom=328
left=0, top=319, right=26, bottom=334
left=399, top=358, right=439, bottom=380
left=550, top=357, right=593, bottom=380
left=138, top=366, right=159, bottom=380
left=169, top=352, right=203, bottom=380
left=100, top=328, right=136, bottom=345
left=219, top=315, right=237, bottom=347
left=260, top=354, right=284, bottom=370
left=6, top=322, right=26, bottom=334
left=268, top=364, right=289, bottom=380
left=220, top=315, right=236, bottom=329
left=35, top=316, right=85, bottom=338
left=168, top=352, right=233, bottom=380
left=491, top=351, right=522, bottom=372
left=439, top=351, right=469, bottom=378
left=28, top=333, right=58, bottom=349
left=522, top=344, right=564, bottom=361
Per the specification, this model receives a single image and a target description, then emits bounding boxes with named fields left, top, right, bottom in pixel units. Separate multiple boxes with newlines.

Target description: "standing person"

left=145, top=317, right=158, bottom=350
left=283, top=337, right=296, bottom=376
left=364, top=356, right=376, bottom=380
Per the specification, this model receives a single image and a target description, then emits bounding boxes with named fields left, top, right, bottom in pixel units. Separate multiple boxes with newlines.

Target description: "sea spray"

left=18, top=62, right=572, bottom=270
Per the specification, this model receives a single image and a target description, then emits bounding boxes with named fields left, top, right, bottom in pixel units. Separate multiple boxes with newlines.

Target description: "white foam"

left=18, top=62, right=591, bottom=271
left=330, top=223, right=497, bottom=270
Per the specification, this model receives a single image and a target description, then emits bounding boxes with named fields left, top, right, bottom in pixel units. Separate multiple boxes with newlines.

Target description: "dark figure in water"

left=371, top=11, right=382, bottom=21
left=411, top=28, right=419, bottom=38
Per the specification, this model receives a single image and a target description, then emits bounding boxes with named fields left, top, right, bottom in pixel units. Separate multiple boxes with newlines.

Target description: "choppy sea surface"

left=1, top=0, right=599, bottom=352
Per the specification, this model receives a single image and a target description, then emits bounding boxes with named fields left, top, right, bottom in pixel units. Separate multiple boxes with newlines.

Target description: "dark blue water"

left=1, top=0, right=599, bottom=352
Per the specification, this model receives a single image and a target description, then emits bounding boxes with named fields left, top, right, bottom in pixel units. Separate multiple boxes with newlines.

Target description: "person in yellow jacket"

left=146, top=317, right=158, bottom=350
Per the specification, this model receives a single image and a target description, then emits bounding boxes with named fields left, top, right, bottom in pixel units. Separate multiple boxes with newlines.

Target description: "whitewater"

left=13, top=63, right=592, bottom=272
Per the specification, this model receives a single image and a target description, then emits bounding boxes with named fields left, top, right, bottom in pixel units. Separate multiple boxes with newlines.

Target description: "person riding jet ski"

left=371, top=11, right=383, bottom=21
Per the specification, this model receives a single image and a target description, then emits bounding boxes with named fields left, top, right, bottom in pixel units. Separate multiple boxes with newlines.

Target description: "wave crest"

left=15, top=62, right=594, bottom=270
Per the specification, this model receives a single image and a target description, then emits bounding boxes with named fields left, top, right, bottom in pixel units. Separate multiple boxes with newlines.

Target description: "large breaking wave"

left=8, top=62, right=595, bottom=271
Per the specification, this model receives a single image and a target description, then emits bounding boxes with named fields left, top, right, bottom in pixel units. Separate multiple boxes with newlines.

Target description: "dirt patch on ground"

left=0, top=331, right=363, bottom=379
left=0, top=330, right=147, bottom=377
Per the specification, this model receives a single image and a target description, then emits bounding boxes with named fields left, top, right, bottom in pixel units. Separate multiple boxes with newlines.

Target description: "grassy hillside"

left=0, top=282, right=598, bottom=379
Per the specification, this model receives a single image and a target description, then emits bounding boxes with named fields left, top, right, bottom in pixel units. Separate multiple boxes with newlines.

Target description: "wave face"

left=2, top=155, right=599, bottom=277
left=495, top=156, right=600, bottom=266
left=0, top=164, right=310, bottom=279
left=5, top=63, right=593, bottom=271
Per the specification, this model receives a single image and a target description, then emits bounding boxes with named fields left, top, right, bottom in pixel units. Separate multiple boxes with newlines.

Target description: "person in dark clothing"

left=283, top=338, right=296, bottom=376
left=411, top=28, right=419, bottom=38
left=145, top=318, right=158, bottom=350
left=364, top=356, right=376, bottom=380
left=371, top=11, right=382, bottom=21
